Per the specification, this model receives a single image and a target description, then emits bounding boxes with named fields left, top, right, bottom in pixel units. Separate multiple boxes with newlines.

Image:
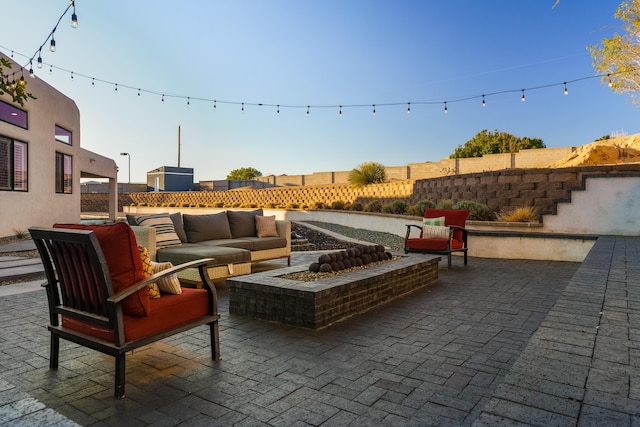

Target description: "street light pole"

left=120, top=152, right=130, bottom=185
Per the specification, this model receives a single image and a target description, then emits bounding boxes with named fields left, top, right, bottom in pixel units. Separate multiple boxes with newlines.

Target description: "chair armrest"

left=405, top=224, right=422, bottom=239
left=108, top=258, right=215, bottom=304
left=276, top=220, right=291, bottom=249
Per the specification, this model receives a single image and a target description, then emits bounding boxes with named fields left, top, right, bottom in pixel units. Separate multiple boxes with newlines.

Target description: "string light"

left=608, top=74, right=613, bottom=87
left=277, top=104, right=280, bottom=115
left=29, top=63, right=34, bottom=78
left=213, top=100, right=216, bottom=110
left=70, top=71, right=73, bottom=80
left=306, top=105, right=310, bottom=116
left=161, top=94, right=165, bottom=103
left=372, top=104, right=376, bottom=115
left=563, top=82, right=568, bottom=95
left=339, top=105, right=342, bottom=117
left=71, top=0, right=78, bottom=28
left=444, top=101, right=448, bottom=113
left=187, top=97, right=190, bottom=106
left=407, top=102, right=411, bottom=114
left=91, top=77, right=95, bottom=86
left=36, top=51, right=42, bottom=68
left=137, top=88, right=141, bottom=96
left=241, top=102, right=244, bottom=112
left=114, top=83, right=118, bottom=92
left=49, top=37, right=56, bottom=52
left=521, top=89, right=526, bottom=102
left=482, top=95, right=486, bottom=107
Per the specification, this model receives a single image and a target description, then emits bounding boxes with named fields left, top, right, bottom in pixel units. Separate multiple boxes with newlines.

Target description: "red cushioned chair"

left=404, top=208, right=469, bottom=269
left=29, top=225, right=221, bottom=399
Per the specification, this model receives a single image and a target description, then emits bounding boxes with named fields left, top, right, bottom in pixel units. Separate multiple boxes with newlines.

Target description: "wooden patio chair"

left=404, top=208, right=469, bottom=269
left=29, top=224, right=221, bottom=399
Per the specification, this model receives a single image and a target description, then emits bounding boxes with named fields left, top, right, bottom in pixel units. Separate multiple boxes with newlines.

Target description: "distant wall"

left=251, top=146, right=577, bottom=186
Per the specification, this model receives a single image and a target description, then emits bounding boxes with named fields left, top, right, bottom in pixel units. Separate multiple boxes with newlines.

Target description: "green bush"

left=454, top=200, right=492, bottom=220
left=381, top=203, right=393, bottom=213
left=390, top=200, right=408, bottom=215
left=364, top=200, right=382, bottom=212
left=331, top=200, right=346, bottom=210
left=349, top=201, right=364, bottom=211
left=436, top=199, right=455, bottom=209
left=311, top=201, right=326, bottom=210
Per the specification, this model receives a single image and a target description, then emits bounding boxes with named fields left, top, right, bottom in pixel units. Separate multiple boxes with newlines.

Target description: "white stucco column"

left=109, top=177, right=118, bottom=221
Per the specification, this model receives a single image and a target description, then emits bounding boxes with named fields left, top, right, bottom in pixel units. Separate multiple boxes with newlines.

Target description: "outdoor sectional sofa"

left=128, top=210, right=291, bottom=284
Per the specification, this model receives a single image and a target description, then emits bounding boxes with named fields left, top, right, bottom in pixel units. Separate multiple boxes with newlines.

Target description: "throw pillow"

left=423, top=216, right=445, bottom=227
left=53, top=222, right=150, bottom=317
left=135, top=214, right=182, bottom=250
left=255, top=215, right=279, bottom=237
left=183, top=212, right=232, bottom=242
left=169, top=212, right=188, bottom=243
left=227, top=209, right=263, bottom=238
left=151, top=261, right=182, bottom=294
left=138, top=245, right=160, bottom=299
left=422, top=225, right=451, bottom=239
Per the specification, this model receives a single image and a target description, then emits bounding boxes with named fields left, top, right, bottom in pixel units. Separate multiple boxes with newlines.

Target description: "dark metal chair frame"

left=29, top=226, right=221, bottom=399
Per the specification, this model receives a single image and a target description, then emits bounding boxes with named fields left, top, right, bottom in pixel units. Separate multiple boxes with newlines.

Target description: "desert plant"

left=349, top=201, right=364, bottom=211
left=381, top=203, right=393, bottom=214
left=13, top=229, right=28, bottom=239
left=311, top=201, right=326, bottom=210
left=390, top=200, right=408, bottom=215
left=436, top=199, right=455, bottom=209
left=180, top=202, right=190, bottom=207
left=214, top=202, right=224, bottom=208
left=454, top=200, right=491, bottom=221
left=331, top=200, right=346, bottom=210
left=286, top=202, right=300, bottom=209
left=266, top=202, right=278, bottom=209
left=348, top=161, right=387, bottom=188
left=363, top=200, right=383, bottom=212
left=496, top=206, right=539, bottom=222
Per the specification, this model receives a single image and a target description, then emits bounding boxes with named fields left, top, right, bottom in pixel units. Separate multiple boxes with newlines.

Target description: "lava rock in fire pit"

left=308, top=244, right=392, bottom=273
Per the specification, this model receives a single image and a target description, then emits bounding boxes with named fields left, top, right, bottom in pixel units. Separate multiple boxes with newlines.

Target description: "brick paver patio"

left=0, top=237, right=638, bottom=426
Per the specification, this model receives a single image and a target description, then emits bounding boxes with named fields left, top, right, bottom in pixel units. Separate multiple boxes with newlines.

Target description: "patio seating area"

left=0, top=236, right=638, bottom=425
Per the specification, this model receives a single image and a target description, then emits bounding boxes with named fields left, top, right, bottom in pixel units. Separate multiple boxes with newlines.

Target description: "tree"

left=348, top=161, right=387, bottom=187
left=0, top=58, right=36, bottom=106
left=449, top=130, right=545, bottom=159
left=226, top=167, right=263, bottom=180
left=588, top=0, right=640, bottom=105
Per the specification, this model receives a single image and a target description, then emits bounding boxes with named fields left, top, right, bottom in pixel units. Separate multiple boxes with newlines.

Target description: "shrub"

left=381, top=203, right=393, bottom=214
left=390, top=200, right=408, bottom=215
left=454, top=200, right=492, bottom=221
left=364, top=200, right=382, bottom=212
left=311, top=201, right=326, bottom=210
left=416, top=199, right=435, bottom=213
left=348, top=161, right=387, bottom=188
left=13, top=229, right=28, bottom=239
left=349, top=201, right=364, bottom=211
left=301, top=203, right=309, bottom=210
left=405, top=205, right=423, bottom=216
left=286, top=202, right=300, bottom=209
left=180, top=202, right=190, bottom=207
left=214, top=202, right=224, bottom=208
left=436, top=199, right=455, bottom=209
left=266, top=202, right=278, bottom=209
left=331, top=200, right=346, bottom=210
left=496, top=206, right=539, bottom=222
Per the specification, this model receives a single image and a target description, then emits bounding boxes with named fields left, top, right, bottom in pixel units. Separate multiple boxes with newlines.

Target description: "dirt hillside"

left=550, top=133, right=640, bottom=168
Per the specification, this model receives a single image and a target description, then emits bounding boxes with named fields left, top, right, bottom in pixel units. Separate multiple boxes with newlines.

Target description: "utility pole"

left=178, top=125, right=181, bottom=167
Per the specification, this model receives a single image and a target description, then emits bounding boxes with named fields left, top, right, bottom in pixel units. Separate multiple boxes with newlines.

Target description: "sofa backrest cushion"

left=127, top=212, right=187, bottom=243
left=227, top=209, right=264, bottom=238
left=53, top=222, right=150, bottom=317
left=183, top=212, right=232, bottom=243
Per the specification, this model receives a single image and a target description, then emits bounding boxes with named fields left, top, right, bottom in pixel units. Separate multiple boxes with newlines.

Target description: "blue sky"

left=1, top=1, right=637, bottom=183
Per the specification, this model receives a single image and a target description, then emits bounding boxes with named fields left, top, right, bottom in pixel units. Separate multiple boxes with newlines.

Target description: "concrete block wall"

left=92, top=164, right=640, bottom=217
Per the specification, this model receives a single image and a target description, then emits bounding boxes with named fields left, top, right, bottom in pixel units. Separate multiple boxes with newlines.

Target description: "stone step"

left=0, top=257, right=44, bottom=282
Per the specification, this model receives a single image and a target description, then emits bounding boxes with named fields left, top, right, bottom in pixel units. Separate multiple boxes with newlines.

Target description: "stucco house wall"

left=0, top=53, right=117, bottom=237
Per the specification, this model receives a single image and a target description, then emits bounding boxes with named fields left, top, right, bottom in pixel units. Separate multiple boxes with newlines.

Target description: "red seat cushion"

left=406, top=238, right=464, bottom=251
left=53, top=222, right=150, bottom=317
left=61, top=288, right=210, bottom=342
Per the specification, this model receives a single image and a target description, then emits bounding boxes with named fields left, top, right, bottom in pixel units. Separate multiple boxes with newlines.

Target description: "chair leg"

left=115, top=354, right=126, bottom=399
left=210, top=322, right=221, bottom=361
left=448, top=253, right=452, bottom=269
left=50, top=334, right=59, bottom=369
left=464, top=251, right=468, bottom=265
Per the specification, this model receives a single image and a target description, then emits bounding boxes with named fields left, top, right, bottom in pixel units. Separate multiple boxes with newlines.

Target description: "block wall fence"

left=82, top=164, right=640, bottom=216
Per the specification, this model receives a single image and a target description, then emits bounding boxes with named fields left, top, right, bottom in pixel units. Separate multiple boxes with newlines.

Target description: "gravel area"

left=292, top=221, right=405, bottom=252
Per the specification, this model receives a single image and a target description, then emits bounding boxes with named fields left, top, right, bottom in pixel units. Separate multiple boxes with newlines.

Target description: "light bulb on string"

left=339, top=105, right=342, bottom=117
left=29, top=63, right=34, bottom=78
left=213, top=100, right=216, bottom=110
left=277, top=105, right=280, bottom=115
left=241, top=102, right=244, bottom=112
left=482, top=95, right=486, bottom=107
left=563, top=82, right=568, bottom=95
left=372, top=104, right=376, bottom=116
left=306, top=106, right=310, bottom=116
left=608, top=74, right=613, bottom=87
left=49, top=65, right=52, bottom=73
left=37, top=51, right=43, bottom=69
left=114, top=83, right=118, bottom=92
left=91, top=77, right=95, bottom=86
left=70, top=71, right=74, bottom=81
left=161, top=94, right=165, bottom=103
left=187, top=97, right=190, bottom=107
left=444, top=101, right=448, bottom=113
left=137, top=89, right=140, bottom=97
left=521, top=90, right=525, bottom=102
left=49, top=37, right=56, bottom=52
left=407, top=102, right=411, bottom=114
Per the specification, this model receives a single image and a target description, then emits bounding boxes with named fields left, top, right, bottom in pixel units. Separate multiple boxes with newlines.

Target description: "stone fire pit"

left=228, top=254, right=440, bottom=329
